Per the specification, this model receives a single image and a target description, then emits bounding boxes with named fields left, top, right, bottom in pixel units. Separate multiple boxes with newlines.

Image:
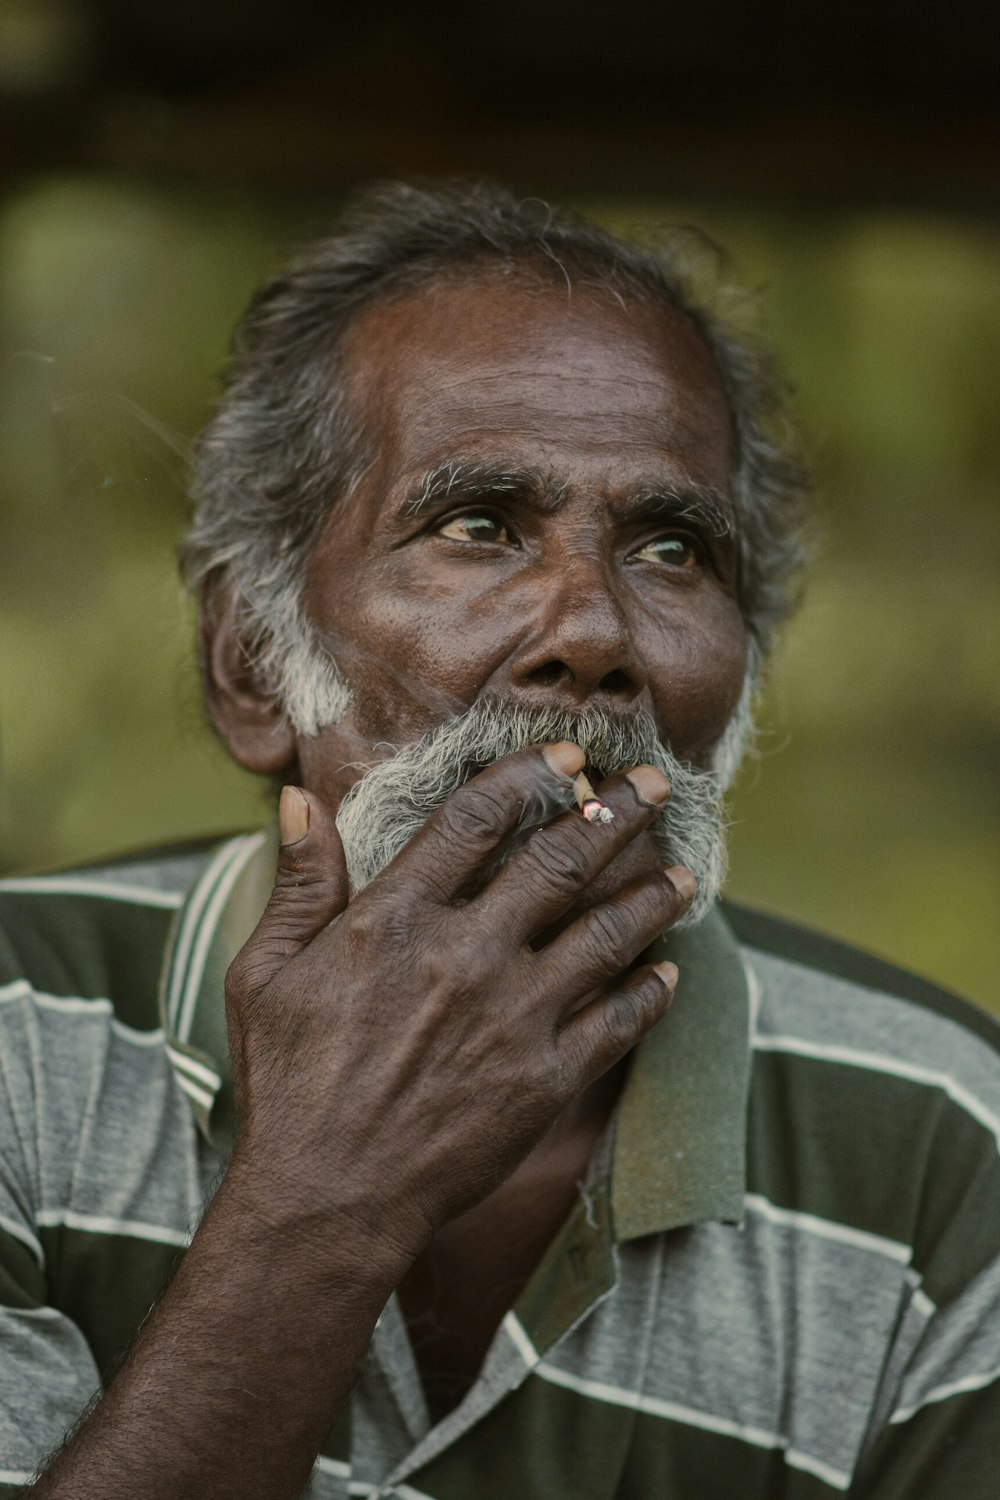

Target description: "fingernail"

left=665, top=866, right=698, bottom=904
left=279, top=785, right=310, bottom=846
left=541, top=741, right=586, bottom=777
left=654, top=960, right=679, bottom=995
left=625, top=765, right=671, bottom=806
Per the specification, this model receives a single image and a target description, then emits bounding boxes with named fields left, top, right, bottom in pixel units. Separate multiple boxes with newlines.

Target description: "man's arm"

left=26, top=744, right=687, bottom=1498
left=855, top=1372, right=1000, bottom=1496
left=27, top=1167, right=409, bottom=1498
left=851, top=1251, right=1000, bottom=1495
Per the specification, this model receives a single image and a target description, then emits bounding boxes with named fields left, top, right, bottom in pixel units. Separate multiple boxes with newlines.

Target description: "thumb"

left=240, top=786, right=350, bottom=981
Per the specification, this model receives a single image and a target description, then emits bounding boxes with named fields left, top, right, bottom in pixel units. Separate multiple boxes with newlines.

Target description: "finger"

left=227, top=787, right=349, bottom=1001
left=374, top=741, right=585, bottom=904
left=556, top=960, right=679, bottom=1087
left=533, top=866, right=696, bottom=1008
left=483, top=764, right=671, bottom=941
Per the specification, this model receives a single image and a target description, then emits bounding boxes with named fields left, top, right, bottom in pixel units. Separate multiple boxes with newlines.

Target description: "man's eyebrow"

left=401, top=459, right=565, bottom=517
left=400, top=460, right=734, bottom=539
left=617, top=485, right=734, bottom=539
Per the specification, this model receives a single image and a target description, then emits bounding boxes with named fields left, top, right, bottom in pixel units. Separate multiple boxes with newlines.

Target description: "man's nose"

left=505, top=554, right=647, bottom=710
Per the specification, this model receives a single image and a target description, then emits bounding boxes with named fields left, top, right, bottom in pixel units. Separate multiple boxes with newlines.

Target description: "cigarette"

left=573, top=772, right=614, bottom=824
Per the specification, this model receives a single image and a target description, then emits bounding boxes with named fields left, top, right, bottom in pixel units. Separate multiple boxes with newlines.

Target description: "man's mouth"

left=335, top=694, right=726, bottom=928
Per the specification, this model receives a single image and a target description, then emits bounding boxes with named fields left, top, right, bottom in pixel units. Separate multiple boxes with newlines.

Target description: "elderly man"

left=1, top=183, right=997, bottom=1499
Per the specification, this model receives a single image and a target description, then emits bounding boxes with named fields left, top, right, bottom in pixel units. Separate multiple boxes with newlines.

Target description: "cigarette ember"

left=573, top=772, right=615, bottom=824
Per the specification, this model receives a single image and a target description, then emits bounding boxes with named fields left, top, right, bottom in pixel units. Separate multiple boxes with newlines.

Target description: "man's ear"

left=199, top=581, right=297, bottom=775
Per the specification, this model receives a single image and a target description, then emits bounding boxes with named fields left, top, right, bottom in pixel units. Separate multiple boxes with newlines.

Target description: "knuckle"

left=349, top=897, right=412, bottom=954
left=654, top=869, right=685, bottom=912
left=549, top=1043, right=583, bottom=1106
left=400, top=855, right=453, bottom=906
left=225, top=950, right=252, bottom=1002
left=586, top=901, right=639, bottom=958
left=601, top=993, right=645, bottom=1053
left=594, top=1008, right=637, bottom=1061
left=525, top=830, right=590, bottom=893
left=436, top=785, right=508, bottom=846
left=224, top=948, right=270, bottom=1009
left=273, top=864, right=334, bottom=898
left=630, top=970, right=671, bottom=1030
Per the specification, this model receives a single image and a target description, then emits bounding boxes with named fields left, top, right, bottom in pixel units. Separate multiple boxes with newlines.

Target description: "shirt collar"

left=158, top=828, right=279, bottom=1148
left=611, top=904, right=752, bottom=1238
left=159, top=827, right=752, bottom=1229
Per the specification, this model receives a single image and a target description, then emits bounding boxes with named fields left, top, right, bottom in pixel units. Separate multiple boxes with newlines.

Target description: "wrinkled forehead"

left=338, top=273, right=733, bottom=495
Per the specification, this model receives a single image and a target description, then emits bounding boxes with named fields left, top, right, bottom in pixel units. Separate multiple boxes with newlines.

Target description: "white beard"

left=335, top=697, right=749, bottom=928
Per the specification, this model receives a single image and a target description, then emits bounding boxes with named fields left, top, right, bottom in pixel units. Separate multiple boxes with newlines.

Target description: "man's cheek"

left=312, top=621, right=469, bottom=744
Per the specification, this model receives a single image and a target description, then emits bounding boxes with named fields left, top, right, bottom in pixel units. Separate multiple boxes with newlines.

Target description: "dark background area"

left=1, top=1, right=998, bottom=1012
left=2, top=1, right=999, bottom=206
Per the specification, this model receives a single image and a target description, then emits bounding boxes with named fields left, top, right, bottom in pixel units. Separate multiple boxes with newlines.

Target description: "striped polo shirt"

left=1, top=831, right=998, bottom=1497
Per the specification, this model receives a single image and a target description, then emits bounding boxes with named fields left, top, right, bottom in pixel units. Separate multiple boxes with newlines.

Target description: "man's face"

left=295, top=274, right=748, bottom=898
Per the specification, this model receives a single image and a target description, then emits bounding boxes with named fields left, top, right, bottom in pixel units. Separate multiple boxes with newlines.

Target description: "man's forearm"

left=30, top=1152, right=416, bottom=1500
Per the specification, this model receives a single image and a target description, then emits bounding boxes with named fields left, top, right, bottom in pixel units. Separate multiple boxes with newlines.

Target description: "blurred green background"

left=0, top=3, right=997, bottom=1015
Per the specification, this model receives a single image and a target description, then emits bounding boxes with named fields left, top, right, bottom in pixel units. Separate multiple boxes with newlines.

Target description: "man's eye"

left=437, top=512, right=510, bottom=544
left=632, top=534, right=700, bottom=569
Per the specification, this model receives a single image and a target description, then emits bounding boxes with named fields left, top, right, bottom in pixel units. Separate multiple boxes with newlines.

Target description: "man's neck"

left=397, top=1058, right=628, bottom=1425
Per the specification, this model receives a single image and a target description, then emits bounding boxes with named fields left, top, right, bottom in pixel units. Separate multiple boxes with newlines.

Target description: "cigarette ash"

left=581, top=800, right=614, bottom=824
left=574, top=771, right=614, bottom=824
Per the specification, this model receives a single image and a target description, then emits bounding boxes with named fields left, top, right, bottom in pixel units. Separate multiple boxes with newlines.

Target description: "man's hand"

left=225, top=741, right=694, bottom=1264
left=29, top=745, right=694, bottom=1499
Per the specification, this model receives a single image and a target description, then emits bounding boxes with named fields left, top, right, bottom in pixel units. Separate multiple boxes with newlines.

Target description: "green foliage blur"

left=1, top=179, right=997, bottom=1014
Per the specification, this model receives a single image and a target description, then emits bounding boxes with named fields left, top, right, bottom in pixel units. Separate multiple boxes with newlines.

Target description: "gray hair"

left=181, top=180, right=810, bottom=737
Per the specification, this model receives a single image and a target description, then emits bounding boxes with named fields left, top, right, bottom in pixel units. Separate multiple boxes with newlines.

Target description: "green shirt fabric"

left=1, top=831, right=998, bottom=1498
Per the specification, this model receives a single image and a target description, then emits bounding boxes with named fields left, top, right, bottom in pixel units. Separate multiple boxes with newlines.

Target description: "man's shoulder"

left=723, top=898, right=999, bottom=1055
left=725, top=897, right=1000, bottom=1135
left=0, top=834, right=235, bottom=1028
left=725, top=902, right=1000, bottom=1309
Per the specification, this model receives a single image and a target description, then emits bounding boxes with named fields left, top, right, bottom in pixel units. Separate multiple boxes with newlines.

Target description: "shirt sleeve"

left=850, top=1086, right=1000, bottom=1500
left=851, top=1257, right=1000, bottom=1495
left=0, top=988, right=103, bottom=1492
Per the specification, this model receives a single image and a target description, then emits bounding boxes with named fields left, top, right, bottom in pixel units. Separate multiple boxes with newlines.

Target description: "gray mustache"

left=335, top=699, right=731, bottom=927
